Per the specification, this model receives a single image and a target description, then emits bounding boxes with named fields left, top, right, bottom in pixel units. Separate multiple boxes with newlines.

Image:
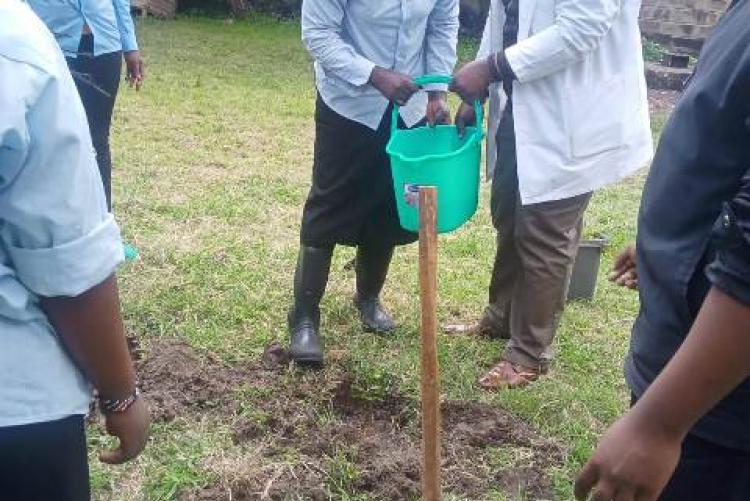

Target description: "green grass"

left=642, top=38, right=667, bottom=63
left=91, top=16, right=668, bottom=500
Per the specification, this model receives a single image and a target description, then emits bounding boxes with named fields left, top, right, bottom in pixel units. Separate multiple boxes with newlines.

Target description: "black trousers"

left=657, top=433, right=750, bottom=501
left=0, top=415, right=90, bottom=501
left=66, top=34, right=122, bottom=211
left=631, top=395, right=750, bottom=500
left=300, top=95, right=419, bottom=248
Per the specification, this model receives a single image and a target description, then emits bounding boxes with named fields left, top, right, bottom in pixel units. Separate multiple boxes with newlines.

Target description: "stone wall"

left=640, top=0, right=730, bottom=54
left=132, top=0, right=176, bottom=18
left=461, top=0, right=731, bottom=51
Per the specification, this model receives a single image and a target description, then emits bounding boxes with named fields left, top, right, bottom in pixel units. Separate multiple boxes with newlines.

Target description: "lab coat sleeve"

left=423, top=0, right=459, bottom=91
left=504, top=0, right=621, bottom=83
left=301, top=0, right=376, bottom=87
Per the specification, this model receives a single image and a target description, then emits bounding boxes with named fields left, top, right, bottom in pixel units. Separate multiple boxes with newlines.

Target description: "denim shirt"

left=27, top=0, right=139, bottom=57
left=0, top=1, right=124, bottom=426
left=626, top=0, right=750, bottom=451
left=301, top=0, right=459, bottom=130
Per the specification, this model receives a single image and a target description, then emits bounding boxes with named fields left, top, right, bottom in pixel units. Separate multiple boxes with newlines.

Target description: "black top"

left=625, top=0, right=750, bottom=451
left=499, top=0, right=519, bottom=96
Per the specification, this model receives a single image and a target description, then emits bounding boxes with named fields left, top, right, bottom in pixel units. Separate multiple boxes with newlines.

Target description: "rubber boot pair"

left=288, top=245, right=396, bottom=366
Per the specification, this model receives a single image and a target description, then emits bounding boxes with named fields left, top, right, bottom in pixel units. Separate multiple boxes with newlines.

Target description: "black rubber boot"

left=354, top=244, right=397, bottom=333
left=289, top=245, right=333, bottom=366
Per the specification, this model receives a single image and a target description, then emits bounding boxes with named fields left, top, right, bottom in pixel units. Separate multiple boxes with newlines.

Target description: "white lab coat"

left=478, top=0, right=653, bottom=205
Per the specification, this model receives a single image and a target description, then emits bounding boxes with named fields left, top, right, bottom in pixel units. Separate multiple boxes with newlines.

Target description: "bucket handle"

left=390, top=74, right=484, bottom=138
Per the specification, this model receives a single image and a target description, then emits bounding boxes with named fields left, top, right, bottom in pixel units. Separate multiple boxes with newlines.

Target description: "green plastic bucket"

left=386, top=75, right=484, bottom=234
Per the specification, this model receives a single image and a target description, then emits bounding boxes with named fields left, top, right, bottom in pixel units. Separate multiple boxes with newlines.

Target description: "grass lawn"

left=92, top=16, right=671, bottom=500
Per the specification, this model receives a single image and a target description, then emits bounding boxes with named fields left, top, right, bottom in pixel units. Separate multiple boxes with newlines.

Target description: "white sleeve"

left=505, top=0, right=621, bottom=83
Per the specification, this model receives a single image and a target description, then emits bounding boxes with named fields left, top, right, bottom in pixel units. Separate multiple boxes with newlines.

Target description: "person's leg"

left=292, top=96, right=370, bottom=364
left=353, top=107, right=419, bottom=333
left=87, top=49, right=122, bottom=211
left=0, top=415, right=90, bottom=501
left=482, top=107, right=521, bottom=339
left=501, top=191, right=592, bottom=371
left=355, top=243, right=396, bottom=332
left=288, top=244, right=333, bottom=365
left=657, top=433, right=750, bottom=501
left=66, top=34, right=121, bottom=211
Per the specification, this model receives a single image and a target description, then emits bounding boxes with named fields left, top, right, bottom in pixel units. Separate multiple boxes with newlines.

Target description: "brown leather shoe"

left=478, top=361, right=546, bottom=390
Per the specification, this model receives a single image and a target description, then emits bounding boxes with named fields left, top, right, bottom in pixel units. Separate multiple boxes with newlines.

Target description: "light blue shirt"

left=302, top=0, right=459, bottom=130
left=0, top=0, right=125, bottom=427
left=27, top=0, right=139, bottom=57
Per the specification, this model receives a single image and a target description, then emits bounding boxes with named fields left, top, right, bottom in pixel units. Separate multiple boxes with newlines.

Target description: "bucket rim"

left=385, top=124, right=485, bottom=164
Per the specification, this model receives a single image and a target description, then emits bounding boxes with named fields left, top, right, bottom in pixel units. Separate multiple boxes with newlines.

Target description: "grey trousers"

left=485, top=107, right=591, bottom=369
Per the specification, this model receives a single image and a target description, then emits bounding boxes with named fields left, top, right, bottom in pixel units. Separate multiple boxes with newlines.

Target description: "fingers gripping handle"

left=390, top=74, right=483, bottom=137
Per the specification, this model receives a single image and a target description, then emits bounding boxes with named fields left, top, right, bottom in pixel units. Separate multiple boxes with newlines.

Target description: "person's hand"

left=574, top=411, right=682, bottom=501
left=450, top=58, right=492, bottom=104
left=369, top=67, right=419, bottom=106
left=609, top=245, right=638, bottom=289
left=99, top=397, right=150, bottom=464
left=426, top=92, right=451, bottom=127
left=454, top=101, right=477, bottom=138
left=124, top=51, right=145, bottom=91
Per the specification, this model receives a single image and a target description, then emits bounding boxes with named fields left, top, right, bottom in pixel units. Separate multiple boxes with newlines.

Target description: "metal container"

left=567, top=237, right=609, bottom=301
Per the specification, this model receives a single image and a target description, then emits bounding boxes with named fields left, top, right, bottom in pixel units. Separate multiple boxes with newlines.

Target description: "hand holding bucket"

left=385, top=74, right=485, bottom=234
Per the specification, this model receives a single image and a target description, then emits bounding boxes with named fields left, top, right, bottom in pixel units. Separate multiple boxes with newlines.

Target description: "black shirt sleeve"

left=487, top=52, right=518, bottom=84
left=706, top=170, right=750, bottom=305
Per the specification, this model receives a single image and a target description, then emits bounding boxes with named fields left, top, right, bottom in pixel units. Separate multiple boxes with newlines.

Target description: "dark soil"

left=137, top=339, right=256, bottom=422
left=138, top=340, right=565, bottom=500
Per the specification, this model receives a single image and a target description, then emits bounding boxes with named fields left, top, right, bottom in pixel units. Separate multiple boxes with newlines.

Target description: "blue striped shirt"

left=0, top=0, right=124, bottom=426
left=302, top=0, right=459, bottom=130
left=27, top=0, right=139, bottom=57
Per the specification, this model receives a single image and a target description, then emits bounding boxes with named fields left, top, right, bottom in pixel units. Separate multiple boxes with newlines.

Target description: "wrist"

left=369, top=66, right=384, bottom=86
left=97, top=370, right=138, bottom=403
left=629, top=398, right=690, bottom=443
left=99, top=386, right=141, bottom=414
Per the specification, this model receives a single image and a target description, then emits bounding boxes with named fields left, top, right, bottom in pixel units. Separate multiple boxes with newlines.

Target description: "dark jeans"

left=658, top=433, right=750, bottom=501
left=0, top=415, right=90, bottom=501
left=630, top=395, right=750, bottom=500
left=66, top=34, right=122, bottom=211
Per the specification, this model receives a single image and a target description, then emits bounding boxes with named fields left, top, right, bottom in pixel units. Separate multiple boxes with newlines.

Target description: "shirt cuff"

left=705, top=203, right=750, bottom=306
left=347, top=56, right=377, bottom=87
left=498, top=51, right=517, bottom=82
left=423, top=84, right=449, bottom=92
left=121, top=33, right=139, bottom=52
left=488, top=51, right=517, bottom=83
left=7, top=215, right=125, bottom=298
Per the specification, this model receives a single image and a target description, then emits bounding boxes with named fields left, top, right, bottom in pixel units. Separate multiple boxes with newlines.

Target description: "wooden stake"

left=419, top=187, right=441, bottom=501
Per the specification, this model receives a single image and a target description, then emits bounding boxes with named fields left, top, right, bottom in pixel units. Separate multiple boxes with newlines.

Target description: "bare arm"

left=41, top=275, right=150, bottom=465
left=575, top=287, right=750, bottom=501
left=40, top=275, right=135, bottom=401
